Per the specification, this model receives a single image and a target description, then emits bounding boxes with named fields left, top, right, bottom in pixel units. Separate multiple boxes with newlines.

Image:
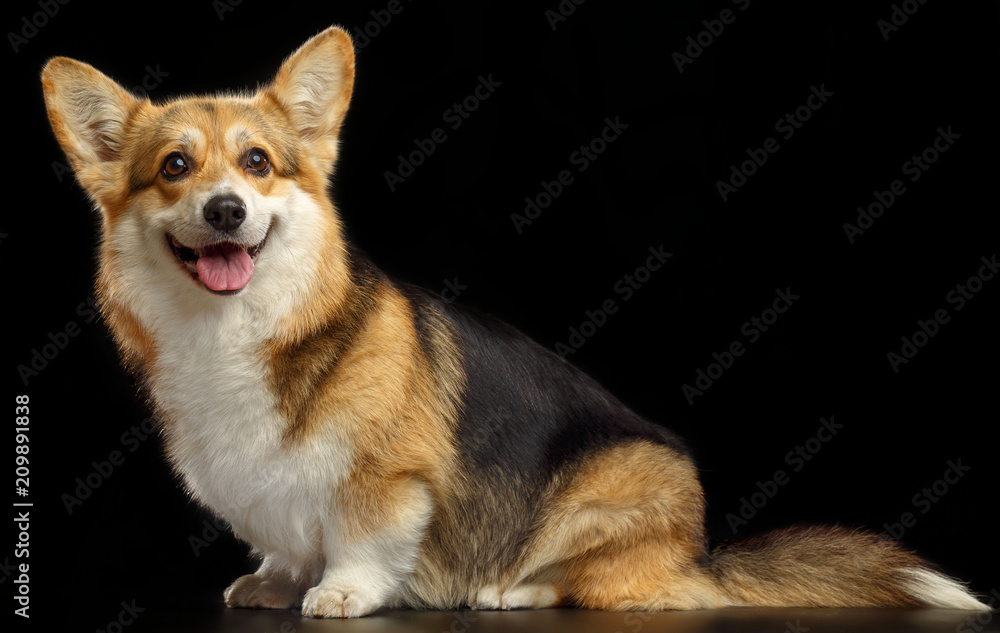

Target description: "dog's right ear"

left=41, top=57, right=143, bottom=204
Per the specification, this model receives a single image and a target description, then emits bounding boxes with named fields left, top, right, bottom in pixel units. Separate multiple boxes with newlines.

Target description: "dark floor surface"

left=87, top=602, right=1000, bottom=633
left=207, top=607, right=1000, bottom=633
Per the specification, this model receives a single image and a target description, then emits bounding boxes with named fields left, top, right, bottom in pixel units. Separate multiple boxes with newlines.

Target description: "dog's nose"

left=203, top=195, right=246, bottom=232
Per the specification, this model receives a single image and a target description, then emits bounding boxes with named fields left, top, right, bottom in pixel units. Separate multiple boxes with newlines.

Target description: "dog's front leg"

left=224, top=554, right=311, bottom=609
left=301, top=474, right=433, bottom=618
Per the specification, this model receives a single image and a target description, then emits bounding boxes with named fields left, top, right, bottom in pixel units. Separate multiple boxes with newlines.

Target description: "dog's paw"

left=499, top=583, right=563, bottom=609
left=301, top=583, right=381, bottom=618
left=471, top=585, right=502, bottom=610
left=471, top=584, right=562, bottom=610
left=224, top=574, right=300, bottom=609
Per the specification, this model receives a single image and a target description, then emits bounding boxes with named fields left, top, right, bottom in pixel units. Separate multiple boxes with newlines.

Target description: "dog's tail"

left=708, top=525, right=988, bottom=609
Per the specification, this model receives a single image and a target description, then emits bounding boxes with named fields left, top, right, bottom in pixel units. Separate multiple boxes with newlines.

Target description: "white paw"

left=471, top=586, right=502, bottom=610
left=471, top=584, right=562, bottom=610
left=224, top=574, right=300, bottom=609
left=500, top=583, right=562, bottom=609
left=301, top=583, right=381, bottom=618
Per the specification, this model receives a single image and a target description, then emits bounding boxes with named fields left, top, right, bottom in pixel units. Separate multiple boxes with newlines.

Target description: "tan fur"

left=96, top=265, right=158, bottom=375
left=330, top=287, right=462, bottom=534
left=278, top=284, right=454, bottom=465
left=516, top=441, right=724, bottom=610
left=711, top=526, right=930, bottom=607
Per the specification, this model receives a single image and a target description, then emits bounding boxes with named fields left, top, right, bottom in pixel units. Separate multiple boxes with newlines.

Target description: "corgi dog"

left=41, top=26, right=986, bottom=618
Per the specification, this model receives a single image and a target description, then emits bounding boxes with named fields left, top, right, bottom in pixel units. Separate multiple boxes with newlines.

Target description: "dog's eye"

left=162, top=153, right=189, bottom=179
left=246, top=149, right=270, bottom=174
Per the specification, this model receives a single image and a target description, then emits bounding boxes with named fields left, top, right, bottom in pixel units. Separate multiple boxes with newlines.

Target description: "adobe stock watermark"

left=611, top=612, right=653, bottom=633
left=384, top=74, right=502, bottom=192
left=886, top=254, right=997, bottom=373
left=350, top=0, right=414, bottom=49
left=443, top=610, right=478, bottom=633
left=212, top=0, right=242, bottom=21
left=672, top=0, right=752, bottom=74
left=726, top=416, right=843, bottom=534
left=61, top=417, right=157, bottom=514
left=877, top=0, right=930, bottom=41
left=843, top=126, right=960, bottom=244
left=126, top=64, right=170, bottom=99
left=554, top=245, right=672, bottom=357
left=510, top=116, right=628, bottom=234
left=438, top=277, right=467, bottom=304
left=0, top=556, right=16, bottom=583
left=715, top=84, right=833, bottom=201
left=544, top=0, right=586, bottom=31
left=881, top=458, right=970, bottom=543
left=7, top=0, right=71, bottom=53
left=681, top=287, right=799, bottom=405
left=16, top=295, right=98, bottom=385
left=96, top=599, right=143, bottom=633
left=784, top=620, right=810, bottom=633
left=188, top=462, right=285, bottom=556
left=957, top=589, right=1000, bottom=633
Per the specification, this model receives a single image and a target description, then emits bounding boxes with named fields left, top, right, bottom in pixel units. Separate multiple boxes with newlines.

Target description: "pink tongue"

left=196, top=243, right=254, bottom=292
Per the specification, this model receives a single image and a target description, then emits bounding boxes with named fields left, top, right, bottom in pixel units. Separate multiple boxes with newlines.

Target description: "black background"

left=4, top=1, right=998, bottom=631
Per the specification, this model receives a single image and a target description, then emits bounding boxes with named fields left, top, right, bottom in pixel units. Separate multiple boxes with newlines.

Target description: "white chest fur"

left=149, top=302, right=352, bottom=569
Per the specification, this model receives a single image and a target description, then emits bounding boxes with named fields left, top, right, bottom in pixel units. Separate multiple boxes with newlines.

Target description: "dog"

left=41, top=26, right=987, bottom=618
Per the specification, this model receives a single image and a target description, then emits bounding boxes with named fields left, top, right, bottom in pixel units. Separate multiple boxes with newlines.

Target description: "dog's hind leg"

left=506, top=440, right=725, bottom=611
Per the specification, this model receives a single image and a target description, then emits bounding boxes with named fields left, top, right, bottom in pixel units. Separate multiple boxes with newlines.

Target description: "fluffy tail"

left=709, top=525, right=988, bottom=609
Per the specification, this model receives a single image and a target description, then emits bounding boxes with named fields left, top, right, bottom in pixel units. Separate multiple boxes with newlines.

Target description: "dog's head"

left=42, top=27, right=354, bottom=300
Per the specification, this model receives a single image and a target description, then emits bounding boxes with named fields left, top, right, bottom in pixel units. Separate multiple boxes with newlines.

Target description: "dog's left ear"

left=264, top=26, right=355, bottom=173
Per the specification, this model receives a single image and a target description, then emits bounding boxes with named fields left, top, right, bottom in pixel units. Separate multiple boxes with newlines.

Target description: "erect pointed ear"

left=264, top=26, right=356, bottom=172
left=41, top=57, right=143, bottom=203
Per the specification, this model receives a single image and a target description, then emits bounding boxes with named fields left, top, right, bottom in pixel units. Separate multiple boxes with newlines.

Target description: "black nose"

left=203, top=195, right=246, bottom=232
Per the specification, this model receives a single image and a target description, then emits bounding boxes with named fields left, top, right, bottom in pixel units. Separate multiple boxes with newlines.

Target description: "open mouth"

left=167, top=230, right=268, bottom=295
